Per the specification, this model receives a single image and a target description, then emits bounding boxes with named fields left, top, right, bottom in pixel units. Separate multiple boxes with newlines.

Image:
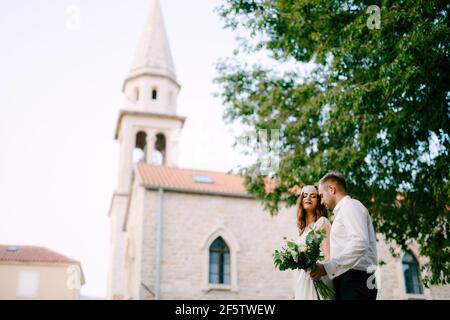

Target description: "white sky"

left=0, top=0, right=255, bottom=297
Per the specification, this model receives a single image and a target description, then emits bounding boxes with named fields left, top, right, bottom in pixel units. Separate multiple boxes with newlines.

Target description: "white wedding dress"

left=294, top=216, right=334, bottom=300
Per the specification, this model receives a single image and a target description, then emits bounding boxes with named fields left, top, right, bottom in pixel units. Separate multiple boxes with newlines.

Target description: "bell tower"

left=115, top=0, right=185, bottom=194
left=107, top=0, right=185, bottom=299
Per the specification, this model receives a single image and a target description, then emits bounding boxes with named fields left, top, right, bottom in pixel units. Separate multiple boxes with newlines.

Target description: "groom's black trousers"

left=333, top=269, right=378, bottom=300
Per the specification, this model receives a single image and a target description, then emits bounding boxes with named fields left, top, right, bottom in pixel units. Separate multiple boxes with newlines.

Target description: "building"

left=0, top=245, right=85, bottom=300
left=107, top=0, right=450, bottom=300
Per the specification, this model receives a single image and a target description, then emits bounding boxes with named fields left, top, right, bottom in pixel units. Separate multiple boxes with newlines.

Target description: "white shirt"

left=323, top=195, right=378, bottom=279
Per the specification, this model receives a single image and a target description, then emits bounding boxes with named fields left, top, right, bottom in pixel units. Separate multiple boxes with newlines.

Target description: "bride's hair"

left=296, top=185, right=328, bottom=235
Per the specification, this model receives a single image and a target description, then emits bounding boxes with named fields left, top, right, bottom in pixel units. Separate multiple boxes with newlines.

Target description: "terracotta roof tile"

left=136, top=163, right=250, bottom=196
left=0, top=245, right=78, bottom=264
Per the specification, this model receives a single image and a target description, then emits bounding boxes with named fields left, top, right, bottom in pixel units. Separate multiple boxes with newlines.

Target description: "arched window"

left=133, top=131, right=147, bottom=163
left=402, top=251, right=423, bottom=294
left=151, top=88, right=158, bottom=100
left=152, top=133, right=166, bottom=165
left=209, top=237, right=230, bottom=284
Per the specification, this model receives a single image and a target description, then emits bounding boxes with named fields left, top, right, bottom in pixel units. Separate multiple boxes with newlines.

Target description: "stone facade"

left=125, top=187, right=298, bottom=300
left=107, top=193, right=128, bottom=299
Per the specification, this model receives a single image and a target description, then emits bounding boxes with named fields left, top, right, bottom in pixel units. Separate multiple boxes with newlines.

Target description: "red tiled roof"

left=136, top=163, right=250, bottom=197
left=0, top=245, right=78, bottom=264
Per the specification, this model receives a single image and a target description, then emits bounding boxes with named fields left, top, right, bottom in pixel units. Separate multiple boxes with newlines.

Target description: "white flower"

left=299, top=245, right=307, bottom=253
left=291, top=251, right=298, bottom=262
left=296, top=237, right=306, bottom=246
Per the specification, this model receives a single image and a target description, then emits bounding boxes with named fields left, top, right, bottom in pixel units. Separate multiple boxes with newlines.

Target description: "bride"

left=294, top=185, right=334, bottom=300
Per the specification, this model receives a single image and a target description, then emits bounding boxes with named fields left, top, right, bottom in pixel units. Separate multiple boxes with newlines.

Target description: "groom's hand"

left=310, top=263, right=327, bottom=281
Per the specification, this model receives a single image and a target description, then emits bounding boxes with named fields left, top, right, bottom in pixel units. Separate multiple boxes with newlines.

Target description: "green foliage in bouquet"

left=273, top=228, right=326, bottom=271
left=273, top=228, right=335, bottom=299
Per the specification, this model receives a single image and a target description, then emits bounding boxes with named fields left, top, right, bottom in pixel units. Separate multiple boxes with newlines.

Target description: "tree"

left=214, top=0, right=450, bottom=286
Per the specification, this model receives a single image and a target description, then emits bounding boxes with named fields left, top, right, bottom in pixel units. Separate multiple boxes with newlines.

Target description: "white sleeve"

left=323, top=202, right=369, bottom=278
left=314, top=216, right=330, bottom=230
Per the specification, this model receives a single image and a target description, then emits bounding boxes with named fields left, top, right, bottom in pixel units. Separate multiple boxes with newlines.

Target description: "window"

left=7, top=246, right=18, bottom=252
left=151, top=88, right=158, bottom=100
left=402, top=251, right=423, bottom=294
left=133, top=131, right=147, bottom=163
left=16, top=271, right=39, bottom=297
left=192, top=174, right=214, bottom=184
left=134, top=87, right=139, bottom=102
left=209, top=237, right=230, bottom=284
left=201, top=227, right=240, bottom=292
left=152, top=133, right=166, bottom=165
left=168, top=91, right=173, bottom=106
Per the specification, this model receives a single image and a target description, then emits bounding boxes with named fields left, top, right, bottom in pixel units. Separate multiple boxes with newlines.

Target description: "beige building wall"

left=0, top=263, right=82, bottom=300
left=107, top=193, right=129, bottom=299
left=126, top=185, right=299, bottom=300
left=124, top=177, right=146, bottom=299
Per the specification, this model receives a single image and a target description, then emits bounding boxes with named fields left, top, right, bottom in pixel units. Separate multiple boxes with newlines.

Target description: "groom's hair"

left=319, top=172, right=347, bottom=192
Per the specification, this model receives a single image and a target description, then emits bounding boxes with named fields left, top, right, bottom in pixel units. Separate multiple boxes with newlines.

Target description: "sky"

left=0, top=0, right=255, bottom=297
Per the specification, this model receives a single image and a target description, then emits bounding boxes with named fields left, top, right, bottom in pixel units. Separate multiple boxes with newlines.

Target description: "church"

left=107, top=0, right=450, bottom=300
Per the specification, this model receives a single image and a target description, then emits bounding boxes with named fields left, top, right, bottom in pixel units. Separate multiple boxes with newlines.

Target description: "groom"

left=310, top=172, right=378, bottom=300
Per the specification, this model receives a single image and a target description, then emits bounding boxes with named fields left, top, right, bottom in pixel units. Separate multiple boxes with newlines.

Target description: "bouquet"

left=273, top=228, right=335, bottom=300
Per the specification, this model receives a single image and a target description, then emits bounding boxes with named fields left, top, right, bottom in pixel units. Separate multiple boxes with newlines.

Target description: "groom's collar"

left=333, top=195, right=351, bottom=214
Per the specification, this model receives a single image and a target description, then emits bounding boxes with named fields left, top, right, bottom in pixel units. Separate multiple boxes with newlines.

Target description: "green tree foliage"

left=214, top=0, right=449, bottom=286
